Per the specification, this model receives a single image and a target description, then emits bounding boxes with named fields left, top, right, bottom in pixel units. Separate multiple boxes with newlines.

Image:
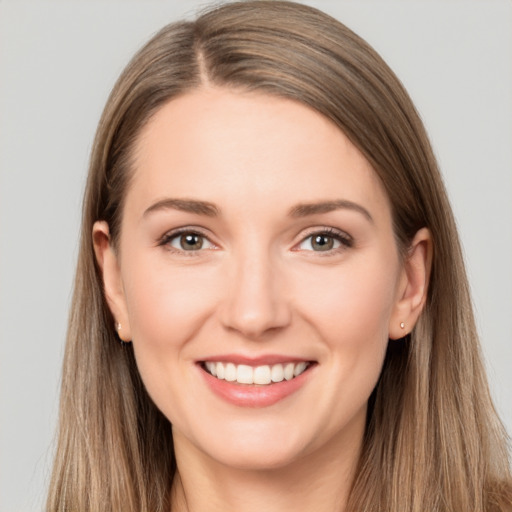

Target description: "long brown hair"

left=47, top=2, right=512, bottom=510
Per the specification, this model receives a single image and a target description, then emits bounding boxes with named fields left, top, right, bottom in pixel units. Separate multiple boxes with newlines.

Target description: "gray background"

left=1, top=1, right=511, bottom=510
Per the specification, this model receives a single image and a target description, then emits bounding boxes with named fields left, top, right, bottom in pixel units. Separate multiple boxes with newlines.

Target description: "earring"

left=400, top=322, right=405, bottom=329
left=115, top=322, right=130, bottom=345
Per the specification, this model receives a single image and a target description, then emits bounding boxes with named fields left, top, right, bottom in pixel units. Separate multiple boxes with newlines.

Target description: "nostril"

left=220, top=304, right=291, bottom=339
left=217, top=257, right=292, bottom=337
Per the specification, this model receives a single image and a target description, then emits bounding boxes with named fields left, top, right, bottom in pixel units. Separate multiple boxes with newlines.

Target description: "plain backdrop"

left=1, top=1, right=511, bottom=510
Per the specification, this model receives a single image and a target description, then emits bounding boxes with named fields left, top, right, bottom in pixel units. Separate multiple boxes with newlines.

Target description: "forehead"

left=126, top=87, right=391, bottom=221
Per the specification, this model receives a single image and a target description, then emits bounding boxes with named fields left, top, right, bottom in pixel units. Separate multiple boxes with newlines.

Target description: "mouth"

left=198, top=357, right=317, bottom=407
left=200, top=360, right=313, bottom=386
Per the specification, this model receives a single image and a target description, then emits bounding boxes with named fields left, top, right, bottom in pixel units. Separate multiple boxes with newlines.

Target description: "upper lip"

left=198, top=354, right=314, bottom=366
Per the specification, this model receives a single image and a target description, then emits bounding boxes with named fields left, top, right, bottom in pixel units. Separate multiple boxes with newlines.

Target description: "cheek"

left=294, top=254, right=399, bottom=342
left=293, top=253, right=399, bottom=402
left=123, top=257, right=217, bottom=336
left=120, top=257, right=225, bottom=418
left=120, top=256, right=223, bottom=382
left=290, top=256, right=399, bottom=430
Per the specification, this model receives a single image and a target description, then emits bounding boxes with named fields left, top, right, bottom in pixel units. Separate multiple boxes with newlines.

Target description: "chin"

left=205, top=441, right=307, bottom=472
left=183, top=416, right=319, bottom=471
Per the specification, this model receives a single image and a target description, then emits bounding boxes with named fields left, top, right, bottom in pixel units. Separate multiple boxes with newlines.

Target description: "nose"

left=219, top=249, right=292, bottom=339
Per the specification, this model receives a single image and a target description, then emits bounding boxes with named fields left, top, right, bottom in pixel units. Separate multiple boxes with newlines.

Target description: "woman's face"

left=98, top=88, right=417, bottom=470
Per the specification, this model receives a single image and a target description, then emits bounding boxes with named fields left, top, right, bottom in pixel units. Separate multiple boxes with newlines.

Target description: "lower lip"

left=199, top=364, right=314, bottom=408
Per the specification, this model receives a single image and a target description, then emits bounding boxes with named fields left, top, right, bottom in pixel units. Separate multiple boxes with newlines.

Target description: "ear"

left=388, top=227, right=432, bottom=339
left=92, top=221, right=132, bottom=342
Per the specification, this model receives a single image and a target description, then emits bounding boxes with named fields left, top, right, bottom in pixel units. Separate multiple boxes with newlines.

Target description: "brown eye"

left=179, top=233, right=204, bottom=250
left=163, top=231, right=215, bottom=252
left=297, top=229, right=352, bottom=253
left=311, top=234, right=334, bottom=251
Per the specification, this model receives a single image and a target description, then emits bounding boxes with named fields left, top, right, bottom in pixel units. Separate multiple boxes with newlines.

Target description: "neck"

left=170, top=423, right=363, bottom=512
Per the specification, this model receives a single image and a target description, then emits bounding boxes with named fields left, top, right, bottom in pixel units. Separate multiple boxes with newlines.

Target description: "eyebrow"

left=143, top=198, right=220, bottom=218
left=142, top=197, right=373, bottom=223
left=288, top=200, right=374, bottom=223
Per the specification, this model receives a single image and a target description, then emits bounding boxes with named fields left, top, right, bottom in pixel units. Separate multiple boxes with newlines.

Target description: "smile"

left=203, top=361, right=310, bottom=385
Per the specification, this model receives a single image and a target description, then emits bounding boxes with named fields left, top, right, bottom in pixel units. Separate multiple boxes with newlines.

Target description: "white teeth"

left=205, top=361, right=217, bottom=376
left=204, top=361, right=310, bottom=385
left=293, top=362, right=307, bottom=377
left=254, top=365, right=271, bottom=385
left=237, top=364, right=253, bottom=384
left=225, top=363, right=237, bottom=382
left=271, top=364, right=284, bottom=383
left=284, top=362, right=294, bottom=381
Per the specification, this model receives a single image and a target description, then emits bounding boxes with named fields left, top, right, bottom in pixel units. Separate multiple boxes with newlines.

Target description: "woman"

left=47, top=1, right=512, bottom=511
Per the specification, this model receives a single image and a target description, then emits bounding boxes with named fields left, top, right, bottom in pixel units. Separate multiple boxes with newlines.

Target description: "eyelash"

left=158, top=226, right=353, bottom=255
left=295, top=227, right=353, bottom=254
left=158, top=227, right=215, bottom=255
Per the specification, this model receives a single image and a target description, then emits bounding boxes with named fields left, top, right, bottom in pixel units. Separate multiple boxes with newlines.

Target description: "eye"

left=297, top=229, right=352, bottom=252
left=161, top=230, right=215, bottom=252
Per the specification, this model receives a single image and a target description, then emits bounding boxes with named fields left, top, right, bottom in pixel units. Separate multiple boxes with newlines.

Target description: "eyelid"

left=156, top=225, right=353, bottom=254
left=158, top=226, right=218, bottom=253
left=293, top=226, right=353, bottom=252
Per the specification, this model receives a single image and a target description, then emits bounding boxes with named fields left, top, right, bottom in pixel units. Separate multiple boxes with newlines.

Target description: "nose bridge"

left=220, top=240, right=290, bottom=337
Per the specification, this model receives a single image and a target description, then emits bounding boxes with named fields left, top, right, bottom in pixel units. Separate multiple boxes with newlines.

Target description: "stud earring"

left=115, top=322, right=131, bottom=345
left=400, top=322, right=405, bottom=329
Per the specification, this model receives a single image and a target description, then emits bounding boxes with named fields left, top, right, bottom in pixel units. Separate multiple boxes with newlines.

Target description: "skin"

left=94, top=87, right=431, bottom=512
